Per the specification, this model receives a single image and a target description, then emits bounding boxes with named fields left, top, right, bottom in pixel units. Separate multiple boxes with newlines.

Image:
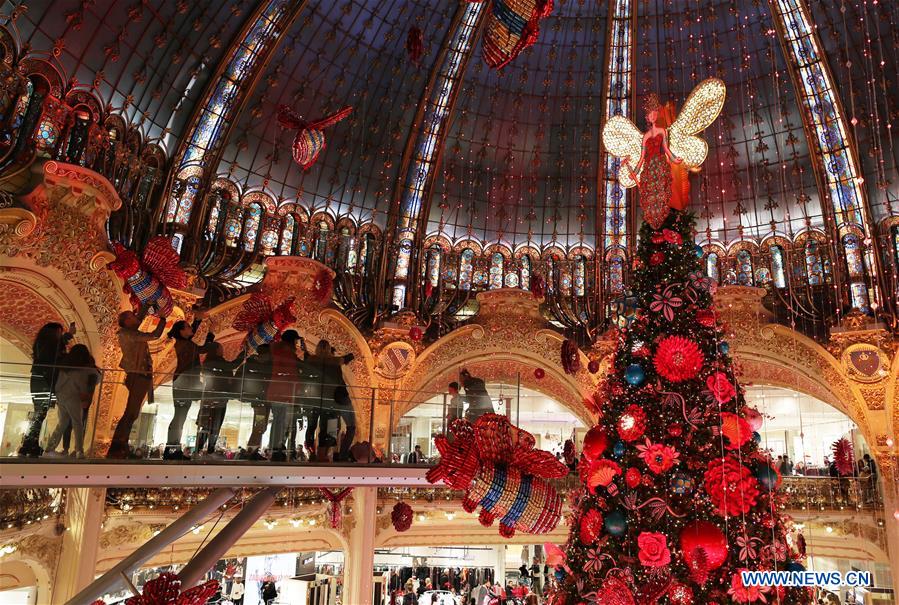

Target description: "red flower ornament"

left=624, top=467, right=642, bottom=488
left=703, top=456, right=760, bottom=516
left=706, top=371, right=736, bottom=403
left=579, top=508, right=604, bottom=544
left=616, top=404, right=647, bottom=442
left=654, top=336, right=705, bottom=383
left=636, top=439, right=680, bottom=474
left=637, top=532, right=672, bottom=567
left=728, top=568, right=771, bottom=603
left=720, top=412, right=752, bottom=450
left=649, top=252, right=665, bottom=266
left=696, top=308, right=717, bottom=327
left=391, top=501, right=413, bottom=532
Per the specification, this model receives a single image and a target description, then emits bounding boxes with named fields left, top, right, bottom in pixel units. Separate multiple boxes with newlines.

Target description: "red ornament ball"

left=391, top=502, right=413, bottom=532
left=408, top=326, right=423, bottom=341
left=680, top=520, right=729, bottom=571
left=696, top=309, right=717, bottom=327
left=624, top=467, right=642, bottom=489
left=588, top=359, right=600, bottom=374
left=582, top=426, right=610, bottom=461
left=616, top=404, right=647, bottom=442
left=534, top=368, right=545, bottom=379
left=653, top=336, right=705, bottom=383
left=668, top=582, right=695, bottom=605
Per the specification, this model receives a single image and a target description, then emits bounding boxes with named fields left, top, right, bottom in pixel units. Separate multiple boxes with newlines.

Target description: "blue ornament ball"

left=612, top=440, right=626, bottom=459
left=554, top=568, right=567, bottom=581
left=752, top=431, right=762, bottom=445
left=718, top=342, right=730, bottom=355
left=670, top=471, right=695, bottom=495
left=694, top=244, right=704, bottom=258
left=786, top=562, right=805, bottom=573
left=604, top=510, right=627, bottom=536
left=756, top=464, right=780, bottom=491
left=625, top=363, right=645, bottom=386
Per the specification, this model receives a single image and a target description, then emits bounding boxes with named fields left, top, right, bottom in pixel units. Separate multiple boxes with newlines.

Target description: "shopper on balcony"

left=304, top=339, right=354, bottom=461
left=196, top=342, right=239, bottom=457
left=266, top=330, right=305, bottom=461
left=459, top=369, right=493, bottom=422
left=19, top=322, right=75, bottom=457
left=43, top=344, right=99, bottom=459
left=164, top=315, right=215, bottom=460
left=108, top=309, right=165, bottom=459
left=240, top=344, right=272, bottom=460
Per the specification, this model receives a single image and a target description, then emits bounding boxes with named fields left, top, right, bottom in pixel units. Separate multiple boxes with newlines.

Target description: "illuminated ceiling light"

left=263, top=519, right=278, bottom=530
left=825, top=526, right=833, bottom=533
left=308, top=519, right=316, bottom=526
left=289, top=518, right=303, bottom=528
left=191, top=525, right=204, bottom=535
left=445, top=512, right=455, bottom=521
left=418, top=514, right=426, bottom=523
left=0, top=544, right=17, bottom=557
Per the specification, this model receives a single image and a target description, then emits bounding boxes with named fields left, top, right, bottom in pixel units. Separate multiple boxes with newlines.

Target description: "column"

left=878, top=460, right=899, bottom=593
left=343, top=487, right=377, bottom=605
left=51, top=488, right=105, bottom=604
left=491, top=546, right=505, bottom=586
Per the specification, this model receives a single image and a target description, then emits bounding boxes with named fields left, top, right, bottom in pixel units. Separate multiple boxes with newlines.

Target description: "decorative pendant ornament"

left=277, top=104, right=352, bottom=170
left=320, top=488, right=352, bottom=530
left=582, top=426, right=609, bottom=461
left=718, top=341, right=730, bottom=355
left=831, top=437, right=855, bottom=475
left=232, top=293, right=296, bottom=355
left=89, top=573, right=219, bottom=605
left=533, top=367, right=545, bottom=380
left=680, top=520, right=728, bottom=581
left=611, top=440, right=626, bottom=459
left=706, top=371, right=736, bottom=403
left=588, top=359, right=600, bottom=374
left=408, top=326, right=423, bottom=341
left=583, top=458, right=622, bottom=494
left=703, top=456, right=760, bottom=516
left=427, top=414, right=567, bottom=537
left=616, top=404, right=647, bottom=442
left=561, top=339, right=581, bottom=374
left=624, top=467, right=642, bottom=489
left=405, top=26, right=424, bottom=64
left=108, top=237, right=187, bottom=317
left=391, top=501, right=413, bottom=532
left=670, top=471, right=695, bottom=495
left=719, top=412, right=752, bottom=450
left=470, top=0, right=554, bottom=69
left=603, top=509, right=627, bottom=536
left=578, top=508, right=604, bottom=544
left=668, top=582, right=695, bottom=605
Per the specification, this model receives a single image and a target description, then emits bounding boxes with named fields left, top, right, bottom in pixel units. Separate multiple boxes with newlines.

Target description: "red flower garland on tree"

left=703, top=456, right=760, bottom=516
left=391, top=501, right=413, bottom=532
left=653, top=336, right=704, bottom=383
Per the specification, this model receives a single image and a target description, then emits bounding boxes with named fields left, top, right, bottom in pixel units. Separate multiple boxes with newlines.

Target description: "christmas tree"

left=550, top=210, right=811, bottom=604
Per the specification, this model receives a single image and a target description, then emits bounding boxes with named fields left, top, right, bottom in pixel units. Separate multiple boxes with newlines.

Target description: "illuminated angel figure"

left=603, top=78, right=726, bottom=229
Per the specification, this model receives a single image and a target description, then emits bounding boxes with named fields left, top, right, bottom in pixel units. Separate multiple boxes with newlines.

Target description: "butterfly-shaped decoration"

left=649, top=284, right=683, bottom=322
left=602, top=78, right=726, bottom=189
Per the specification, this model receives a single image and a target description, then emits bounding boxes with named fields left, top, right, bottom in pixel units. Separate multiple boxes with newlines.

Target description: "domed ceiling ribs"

left=159, top=0, right=308, bottom=265
left=384, top=1, right=487, bottom=313
left=768, top=0, right=889, bottom=318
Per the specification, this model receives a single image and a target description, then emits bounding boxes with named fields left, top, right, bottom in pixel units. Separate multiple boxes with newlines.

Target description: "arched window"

left=167, top=171, right=202, bottom=224
left=223, top=205, right=244, bottom=248
left=519, top=256, right=531, bottom=289
left=338, top=227, right=356, bottom=271
left=607, top=255, right=624, bottom=295
left=206, top=194, right=224, bottom=236
left=63, top=107, right=93, bottom=165
left=735, top=250, right=754, bottom=286
left=459, top=249, right=474, bottom=290
left=280, top=214, right=296, bottom=255
left=706, top=252, right=720, bottom=284
left=891, top=225, right=899, bottom=269
left=574, top=255, right=587, bottom=296
left=804, top=239, right=827, bottom=285
left=259, top=229, right=278, bottom=255
left=842, top=234, right=869, bottom=311
left=426, top=245, right=442, bottom=289
left=770, top=245, right=787, bottom=289
left=314, top=221, right=330, bottom=261
left=504, top=259, right=519, bottom=288
left=243, top=203, right=263, bottom=252
left=359, top=233, right=376, bottom=276
left=489, top=253, right=504, bottom=289
left=559, top=261, right=572, bottom=296
left=546, top=257, right=556, bottom=293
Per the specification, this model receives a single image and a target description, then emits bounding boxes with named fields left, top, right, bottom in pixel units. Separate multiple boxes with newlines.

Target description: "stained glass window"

left=395, top=239, right=413, bottom=279
left=459, top=249, right=474, bottom=290
left=770, top=246, right=787, bottom=288
left=243, top=203, right=262, bottom=252
left=359, top=234, right=375, bottom=275
left=392, top=284, right=406, bottom=310
left=560, top=263, right=572, bottom=296
left=608, top=255, right=625, bottom=295
left=736, top=250, right=754, bottom=286
left=805, top=239, right=825, bottom=285
left=338, top=228, right=357, bottom=271
left=842, top=234, right=869, bottom=311
left=520, top=256, right=531, bottom=289
left=314, top=222, right=330, bottom=262
left=260, top=230, right=278, bottom=255
left=280, top=215, right=295, bottom=255
left=488, top=253, right=504, bottom=289
left=473, top=260, right=488, bottom=288
left=427, top=246, right=442, bottom=288
left=35, top=118, right=59, bottom=152
left=706, top=253, right=720, bottom=284
left=892, top=226, right=899, bottom=269
left=504, top=261, right=519, bottom=288
left=167, top=173, right=202, bottom=224
left=574, top=256, right=587, bottom=296
left=224, top=207, right=243, bottom=248
left=207, top=198, right=223, bottom=235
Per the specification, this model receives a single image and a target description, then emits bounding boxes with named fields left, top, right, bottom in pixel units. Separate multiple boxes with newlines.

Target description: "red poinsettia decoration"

left=391, top=501, right=413, bottom=532
left=653, top=336, right=704, bottom=383
left=624, top=467, right=642, bottom=488
left=579, top=508, right=604, bottom=544
left=728, top=568, right=772, bottom=603
left=636, top=439, right=680, bottom=474
left=616, top=404, right=647, bottom=442
left=89, top=573, right=219, bottom=605
left=703, top=456, right=760, bottom=516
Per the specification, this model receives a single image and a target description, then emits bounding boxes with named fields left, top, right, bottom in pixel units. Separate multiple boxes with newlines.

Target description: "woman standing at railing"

left=19, top=322, right=75, bottom=457
left=164, top=313, right=215, bottom=460
left=43, top=344, right=99, bottom=459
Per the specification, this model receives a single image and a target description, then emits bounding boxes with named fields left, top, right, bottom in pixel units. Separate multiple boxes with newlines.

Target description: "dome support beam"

left=154, top=0, right=309, bottom=265
left=767, top=0, right=891, bottom=319
left=378, top=2, right=488, bottom=315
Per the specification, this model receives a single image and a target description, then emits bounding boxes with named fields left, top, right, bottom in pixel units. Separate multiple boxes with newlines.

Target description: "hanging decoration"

left=90, top=573, right=219, bottom=605
left=406, top=27, right=424, bottom=64
left=277, top=104, right=353, bottom=170
left=427, top=414, right=567, bottom=537
left=320, top=488, right=352, bottom=530
left=560, top=339, right=581, bottom=374
left=391, top=501, right=413, bottom=532
left=467, top=0, right=554, bottom=70
left=830, top=438, right=854, bottom=476
left=530, top=273, right=546, bottom=299
left=107, top=237, right=187, bottom=317
left=232, top=293, right=296, bottom=355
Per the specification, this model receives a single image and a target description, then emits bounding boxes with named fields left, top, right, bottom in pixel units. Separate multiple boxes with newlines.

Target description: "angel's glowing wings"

left=668, top=77, right=726, bottom=170
left=602, top=115, right=643, bottom=189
